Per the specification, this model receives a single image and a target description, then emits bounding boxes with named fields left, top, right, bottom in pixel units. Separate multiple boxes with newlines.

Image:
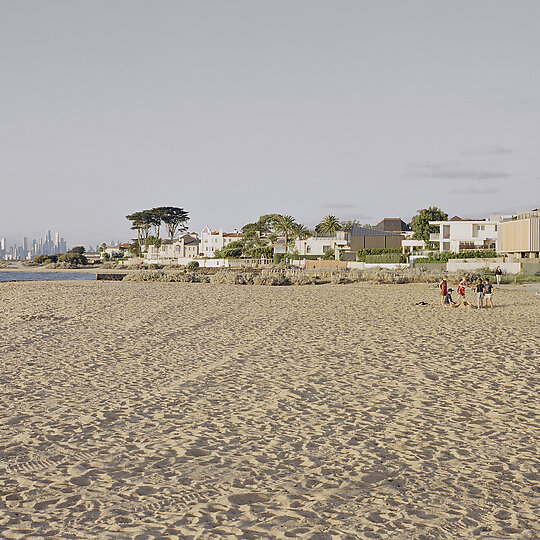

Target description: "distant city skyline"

left=0, top=229, right=125, bottom=259
left=1, top=1, right=539, bottom=246
left=1, top=230, right=67, bottom=261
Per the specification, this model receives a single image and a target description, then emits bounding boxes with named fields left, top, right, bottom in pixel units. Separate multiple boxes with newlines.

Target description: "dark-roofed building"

left=373, top=218, right=411, bottom=233
left=350, top=225, right=404, bottom=251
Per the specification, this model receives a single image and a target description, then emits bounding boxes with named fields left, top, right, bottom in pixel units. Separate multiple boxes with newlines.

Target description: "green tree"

left=214, top=240, right=244, bottom=258
left=242, top=213, right=283, bottom=237
left=144, top=235, right=162, bottom=248
left=411, top=207, right=448, bottom=242
left=126, top=211, right=152, bottom=248
left=33, top=254, right=58, bottom=265
left=127, top=240, right=142, bottom=257
left=275, top=215, right=296, bottom=253
left=160, top=207, right=189, bottom=239
left=293, top=223, right=312, bottom=240
left=148, top=207, right=168, bottom=238
left=316, top=215, right=341, bottom=236
left=341, top=220, right=360, bottom=230
left=59, top=252, right=88, bottom=265
left=323, top=248, right=335, bottom=260
left=69, top=246, right=86, bottom=254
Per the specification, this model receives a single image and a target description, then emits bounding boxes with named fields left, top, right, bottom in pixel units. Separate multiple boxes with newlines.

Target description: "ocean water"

left=0, top=272, right=96, bottom=282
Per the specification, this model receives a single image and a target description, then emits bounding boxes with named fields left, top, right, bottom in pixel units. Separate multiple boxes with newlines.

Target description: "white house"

left=145, top=234, right=200, bottom=263
left=429, top=218, right=499, bottom=253
left=294, top=231, right=350, bottom=257
left=401, top=238, right=426, bottom=254
left=200, top=226, right=243, bottom=257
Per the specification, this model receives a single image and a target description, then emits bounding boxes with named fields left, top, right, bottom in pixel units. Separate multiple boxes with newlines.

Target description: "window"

left=306, top=246, right=311, bottom=254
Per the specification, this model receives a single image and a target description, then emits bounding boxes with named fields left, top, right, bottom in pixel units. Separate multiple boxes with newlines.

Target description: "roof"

left=373, top=218, right=411, bottom=232
left=430, top=219, right=493, bottom=225
left=350, top=224, right=404, bottom=236
left=182, top=235, right=200, bottom=245
left=449, top=216, right=486, bottom=221
left=206, top=230, right=243, bottom=237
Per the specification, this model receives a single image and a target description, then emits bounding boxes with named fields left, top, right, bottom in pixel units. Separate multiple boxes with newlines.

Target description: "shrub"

left=210, top=271, right=256, bottom=285
left=33, top=254, right=58, bottom=265
left=323, top=248, right=335, bottom=260
left=123, top=270, right=210, bottom=283
left=186, top=261, right=199, bottom=270
left=253, top=273, right=289, bottom=286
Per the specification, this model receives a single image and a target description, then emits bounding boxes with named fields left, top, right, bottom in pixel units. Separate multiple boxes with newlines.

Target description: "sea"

left=0, top=272, right=96, bottom=282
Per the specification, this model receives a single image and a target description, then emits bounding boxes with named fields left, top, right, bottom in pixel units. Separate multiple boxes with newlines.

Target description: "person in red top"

left=439, top=275, right=448, bottom=305
left=456, top=276, right=468, bottom=301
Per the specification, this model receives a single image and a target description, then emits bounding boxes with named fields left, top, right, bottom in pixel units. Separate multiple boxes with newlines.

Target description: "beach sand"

left=0, top=281, right=538, bottom=539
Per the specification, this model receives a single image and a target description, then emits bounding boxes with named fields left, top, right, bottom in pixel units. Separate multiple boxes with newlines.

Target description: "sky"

left=1, top=0, right=539, bottom=247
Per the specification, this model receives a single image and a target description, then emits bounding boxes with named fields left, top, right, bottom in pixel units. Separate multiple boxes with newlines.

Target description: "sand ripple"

left=0, top=281, right=539, bottom=538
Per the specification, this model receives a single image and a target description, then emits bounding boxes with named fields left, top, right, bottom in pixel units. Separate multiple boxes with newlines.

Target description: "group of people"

left=439, top=269, right=501, bottom=309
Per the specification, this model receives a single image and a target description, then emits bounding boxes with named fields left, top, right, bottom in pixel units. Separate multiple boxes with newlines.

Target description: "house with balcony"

left=498, top=209, right=540, bottom=258
left=200, top=226, right=243, bottom=257
left=429, top=217, right=498, bottom=253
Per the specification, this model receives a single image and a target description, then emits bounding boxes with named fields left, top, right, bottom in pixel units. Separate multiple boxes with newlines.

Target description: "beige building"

left=498, top=210, right=540, bottom=257
left=145, top=234, right=200, bottom=263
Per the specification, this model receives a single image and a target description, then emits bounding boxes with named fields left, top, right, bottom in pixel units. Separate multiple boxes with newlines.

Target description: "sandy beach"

left=0, top=281, right=538, bottom=539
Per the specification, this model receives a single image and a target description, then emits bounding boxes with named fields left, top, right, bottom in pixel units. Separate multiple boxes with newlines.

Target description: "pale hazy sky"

left=1, top=1, right=539, bottom=247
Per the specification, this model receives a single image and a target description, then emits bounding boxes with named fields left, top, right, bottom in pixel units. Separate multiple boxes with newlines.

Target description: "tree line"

left=214, top=214, right=362, bottom=258
left=213, top=208, right=449, bottom=258
left=126, top=206, right=189, bottom=256
left=124, top=205, right=448, bottom=259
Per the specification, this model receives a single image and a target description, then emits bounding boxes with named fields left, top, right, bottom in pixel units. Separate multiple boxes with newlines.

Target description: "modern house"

left=200, top=226, right=243, bottom=257
left=349, top=224, right=404, bottom=251
left=429, top=217, right=498, bottom=253
left=145, top=234, right=200, bottom=263
left=294, top=230, right=350, bottom=257
left=498, top=210, right=540, bottom=258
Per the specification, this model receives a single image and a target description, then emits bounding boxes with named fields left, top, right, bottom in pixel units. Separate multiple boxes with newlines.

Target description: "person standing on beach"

left=457, top=276, right=468, bottom=302
left=439, top=275, right=448, bottom=306
left=475, top=278, right=485, bottom=309
left=495, top=266, right=502, bottom=285
left=484, top=278, right=494, bottom=308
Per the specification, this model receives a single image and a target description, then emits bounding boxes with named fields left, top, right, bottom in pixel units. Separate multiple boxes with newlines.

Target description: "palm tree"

left=293, top=223, right=311, bottom=240
left=275, top=215, right=296, bottom=253
left=316, top=215, right=342, bottom=236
